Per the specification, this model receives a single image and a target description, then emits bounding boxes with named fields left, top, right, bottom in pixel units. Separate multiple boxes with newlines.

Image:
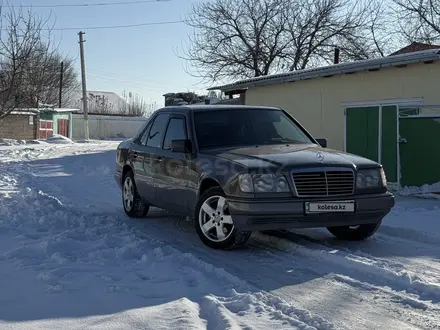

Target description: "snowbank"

left=0, top=138, right=42, bottom=146
left=43, top=134, right=74, bottom=144
left=0, top=135, right=74, bottom=146
left=399, top=182, right=440, bottom=199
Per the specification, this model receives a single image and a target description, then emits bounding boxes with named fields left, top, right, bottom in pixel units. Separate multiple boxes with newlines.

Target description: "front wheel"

left=327, top=221, right=382, bottom=241
left=195, top=187, right=251, bottom=250
left=122, top=170, right=149, bottom=218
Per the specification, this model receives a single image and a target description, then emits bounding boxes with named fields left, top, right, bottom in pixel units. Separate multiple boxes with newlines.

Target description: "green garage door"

left=346, top=107, right=379, bottom=162
left=346, top=105, right=398, bottom=183
left=399, top=116, right=440, bottom=187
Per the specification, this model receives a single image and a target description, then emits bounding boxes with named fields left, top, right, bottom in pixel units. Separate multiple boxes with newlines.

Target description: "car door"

left=152, top=114, right=190, bottom=214
left=128, top=122, right=152, bottom=201
left=143, top=112, right=170, bottom=206
left=131, top=113, right=169, bottom=204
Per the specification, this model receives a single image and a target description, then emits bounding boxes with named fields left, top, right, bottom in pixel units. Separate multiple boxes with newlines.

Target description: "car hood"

left=203, top=144, right=379, bottom=169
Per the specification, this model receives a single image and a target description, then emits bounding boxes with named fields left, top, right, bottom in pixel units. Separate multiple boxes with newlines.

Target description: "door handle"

left=399, top=137, right=408, bottom=144
left=132, top=151, right=139, bottom=158
left=156, top=157, right=164, bottom=163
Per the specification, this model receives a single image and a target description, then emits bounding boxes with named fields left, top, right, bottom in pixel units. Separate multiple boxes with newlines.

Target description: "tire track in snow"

left=255, top=231, right=440, bottom=305
left=379, top=225, right=440, bottom=250
left=246, top=233, right=440, bottom=330
left=271, top=229, right=440, bottom=296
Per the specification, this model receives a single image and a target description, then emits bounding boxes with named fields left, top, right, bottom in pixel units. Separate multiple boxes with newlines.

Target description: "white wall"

left=72, top=114, right=147, bottom=140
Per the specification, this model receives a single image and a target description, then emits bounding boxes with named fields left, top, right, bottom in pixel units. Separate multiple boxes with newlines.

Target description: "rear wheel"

left=195, top=187, right=251, bottom=250
left=122, top=170, right=149, bottom=218
left=327, top=221, right=382, bottom=241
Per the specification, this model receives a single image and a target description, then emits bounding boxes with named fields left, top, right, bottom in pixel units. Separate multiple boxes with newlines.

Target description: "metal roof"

left=208, top=49, right=440, bottom=92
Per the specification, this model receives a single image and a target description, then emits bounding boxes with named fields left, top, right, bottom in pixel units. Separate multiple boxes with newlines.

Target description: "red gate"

left=39, top=120, right=53, bottom=138
left=57, top=119, right=69, bottom=137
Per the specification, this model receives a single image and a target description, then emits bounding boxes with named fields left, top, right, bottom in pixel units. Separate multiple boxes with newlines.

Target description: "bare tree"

left=287, top=0, right=395, bottom=68
left=32, top=54, right=79, bottom=107
left=87, top=93, right=113, bottom=114
left=334, top=1, right=393, bottom=60
left=121, top=91, right=158, bottom=116
left=393, top=0, right=440, bottom=43
left=16, top=45, right=79, bottom=109
left=181, top=0, right=393, bottom=83
left=0, top=6, right=78, bottom=119
left=182, top=0, right=291, bottom=82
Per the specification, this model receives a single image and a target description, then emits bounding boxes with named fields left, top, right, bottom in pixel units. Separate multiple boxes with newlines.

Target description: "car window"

left=163, top=117, right=187, bottom=150
left=194, top=109, right=313, bottom=148
left=139, top=122, right=152, bottom=145
left=146, top=113, right=169, bottom=148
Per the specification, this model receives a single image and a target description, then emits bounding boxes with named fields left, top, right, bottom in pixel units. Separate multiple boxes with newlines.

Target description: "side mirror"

left=316, top=138, right=327, bottom=148
left=171, top=139, right=192, bottom=153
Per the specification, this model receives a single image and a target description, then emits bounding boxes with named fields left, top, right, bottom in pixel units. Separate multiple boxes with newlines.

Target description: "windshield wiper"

left=269, top=138, right=303, bottom=144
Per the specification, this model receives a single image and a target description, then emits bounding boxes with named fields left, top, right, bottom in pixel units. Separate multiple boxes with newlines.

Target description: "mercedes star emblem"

left=316, top=152, right=324, bottom=162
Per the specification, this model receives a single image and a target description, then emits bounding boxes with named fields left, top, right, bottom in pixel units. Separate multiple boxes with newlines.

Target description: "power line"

left=47, top=20, right=183, bottom=31
left=9, top=0, right=172, bottom=8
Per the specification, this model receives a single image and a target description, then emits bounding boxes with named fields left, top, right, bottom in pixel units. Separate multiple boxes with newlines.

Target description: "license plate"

left=305, top=201, right=355, bottom=213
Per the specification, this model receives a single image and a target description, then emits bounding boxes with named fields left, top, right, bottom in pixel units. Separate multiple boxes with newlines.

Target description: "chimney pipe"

left=334, top=47, right=340, bottom=64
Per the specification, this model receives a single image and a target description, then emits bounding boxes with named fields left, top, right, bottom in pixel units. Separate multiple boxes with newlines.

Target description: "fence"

left=72, top=114, right=147, bottom=140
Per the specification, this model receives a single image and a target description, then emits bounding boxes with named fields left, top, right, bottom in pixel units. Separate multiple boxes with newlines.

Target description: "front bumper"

left=227, top=192, right=395, bottom=231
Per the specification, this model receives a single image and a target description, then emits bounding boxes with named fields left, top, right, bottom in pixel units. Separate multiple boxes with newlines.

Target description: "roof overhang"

left=53, top=108, right=79, bottom=113
left=10, top=111, right=38, bottom=115
left=224, top=88, right=247, bottom=95
left=208, top=49, right=440, bottom=92
left=10, top=108, right=40, bottom=114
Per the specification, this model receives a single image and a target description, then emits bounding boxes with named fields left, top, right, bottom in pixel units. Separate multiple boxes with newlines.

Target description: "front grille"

left=292, top=170, right=354, bottom=197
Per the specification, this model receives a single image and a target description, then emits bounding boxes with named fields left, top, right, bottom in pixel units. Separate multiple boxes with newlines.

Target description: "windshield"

left=194, top=108, right=314, bottom=149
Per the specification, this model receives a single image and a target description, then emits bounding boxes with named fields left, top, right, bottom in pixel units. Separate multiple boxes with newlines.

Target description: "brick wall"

left=0, top=113, right=40, bottom=140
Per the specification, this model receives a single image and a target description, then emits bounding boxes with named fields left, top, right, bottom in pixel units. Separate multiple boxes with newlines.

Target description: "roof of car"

left=158, top=104, right=282, bottom=113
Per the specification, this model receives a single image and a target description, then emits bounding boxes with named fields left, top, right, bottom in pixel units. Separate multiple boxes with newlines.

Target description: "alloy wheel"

left=123, top=176, right=134, bottom=211
left=198, top=195, right=234, bottom=242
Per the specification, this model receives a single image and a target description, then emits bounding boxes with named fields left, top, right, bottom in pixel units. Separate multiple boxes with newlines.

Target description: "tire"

left=195, top=187, right=251, bottom=250
left=327, top=221, right=382, bottom=241
left=122, top=170, right=149, bottom=218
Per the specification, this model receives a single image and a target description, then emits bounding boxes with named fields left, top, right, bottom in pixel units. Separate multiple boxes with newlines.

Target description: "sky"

left=9, top=0, right=213, bottom=107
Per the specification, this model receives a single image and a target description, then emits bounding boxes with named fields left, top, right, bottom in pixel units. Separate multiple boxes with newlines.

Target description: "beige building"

left=208, top=49, right=440, bottom=188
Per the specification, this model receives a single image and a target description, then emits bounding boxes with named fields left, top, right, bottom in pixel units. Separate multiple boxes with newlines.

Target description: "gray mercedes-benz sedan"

left=115, top=105, right=395, bottom=250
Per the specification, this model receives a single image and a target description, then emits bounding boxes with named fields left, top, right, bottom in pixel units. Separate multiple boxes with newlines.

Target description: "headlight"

left=238, top=174, right=254, bottom=193
left=238, top=173, right=290, bottom=193
left=356, top=168, right=386, bottom=189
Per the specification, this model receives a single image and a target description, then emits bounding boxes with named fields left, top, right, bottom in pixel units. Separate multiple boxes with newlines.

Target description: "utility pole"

left=58, top=61, right=64, bottom=108
left=78, top=31, right=89, bottom=140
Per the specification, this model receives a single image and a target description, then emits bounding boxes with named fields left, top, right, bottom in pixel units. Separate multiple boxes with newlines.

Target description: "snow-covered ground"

left=1, top=139, right=440, bottom=330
